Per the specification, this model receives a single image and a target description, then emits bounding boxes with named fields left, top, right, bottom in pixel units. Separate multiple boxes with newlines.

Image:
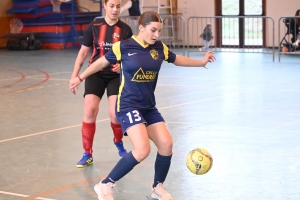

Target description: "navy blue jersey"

left=82, top=18, right=133, bottom=76
left=105, top=36, right=176, bottom=112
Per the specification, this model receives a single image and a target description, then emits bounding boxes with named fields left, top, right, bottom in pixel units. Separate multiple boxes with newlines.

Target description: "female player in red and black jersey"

left=70, top=11, right=215, bottom=200
left=70, top=0, right=133, bottom=168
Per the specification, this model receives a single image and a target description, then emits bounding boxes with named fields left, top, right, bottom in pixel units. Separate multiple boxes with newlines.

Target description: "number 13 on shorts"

left=126, top=110, right=142, bottom=124
left=116, top=109, right=147, bottom=133
left=116, top=109, right=164, bottom=133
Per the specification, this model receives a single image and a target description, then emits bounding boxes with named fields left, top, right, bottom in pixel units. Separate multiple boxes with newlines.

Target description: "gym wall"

left=0, top=0, right=298, bottom=48
left=0, top=0, right=13, bottom=48
left=266, top=0, right=300, bottom=47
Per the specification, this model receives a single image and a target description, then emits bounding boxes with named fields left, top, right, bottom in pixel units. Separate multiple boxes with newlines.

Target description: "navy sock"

left=102, top=151, right=139, bottom=183
left=153, top=152, right=172, bottom=187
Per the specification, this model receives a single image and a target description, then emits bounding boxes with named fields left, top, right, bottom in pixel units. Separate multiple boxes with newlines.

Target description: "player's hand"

left=112, top=62, right=121, bottom=73
left=202, top=51, right=216, bottom=68
left=69, top=77, right=81, bottom=94
left=70, top=86, right=78, bottom=94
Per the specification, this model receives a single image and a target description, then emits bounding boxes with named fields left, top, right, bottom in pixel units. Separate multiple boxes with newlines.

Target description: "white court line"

left=159, top=76, right=290, bottom=83
left=0, top=191, right=56, bottom=200
left=28, top=72, right=71, bottom=76
left=159, top=84, right=300, bottom=92
left=0, top=118, right=109, bottom=143
left=158, top=83, right=217, bottom=88
left=0, top=89, right=257, bottom=143
left=158, top=88, right=258, bottom=110
left=28, top=77, right=69, bottom=81
left=26, top=72, right=71, bottom=78
left=167, top=122, right=300, bottom=134
left=0, top=77, right=21, bottom=82
left=268, top=119, right=300, bottom=130
left=0, top=72, right=71, bottom=82
left=162, top=87, right=224, bottom=99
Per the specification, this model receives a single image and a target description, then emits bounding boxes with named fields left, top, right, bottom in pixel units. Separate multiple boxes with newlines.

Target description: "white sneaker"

left=94, top=179, right=116, bottom=200
left=150, top=183, right=173, bottom=200
left=292, top=39, right=300, bottom=47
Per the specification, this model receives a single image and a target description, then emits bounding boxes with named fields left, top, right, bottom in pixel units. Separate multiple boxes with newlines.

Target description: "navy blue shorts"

left=116, top=108, right=165, bottom=135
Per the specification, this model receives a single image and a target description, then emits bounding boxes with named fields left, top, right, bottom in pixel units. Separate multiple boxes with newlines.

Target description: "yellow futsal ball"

left=186, top=148, right=213, bottom=175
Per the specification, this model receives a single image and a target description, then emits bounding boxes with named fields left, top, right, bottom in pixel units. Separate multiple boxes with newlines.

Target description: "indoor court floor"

left=0, top=49, right=299, bottom=200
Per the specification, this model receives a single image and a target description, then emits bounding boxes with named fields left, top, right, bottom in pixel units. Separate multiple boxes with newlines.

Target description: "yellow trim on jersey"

left=112, top=41, right=122, bottom=112
left=132, top=35, right=149, bottom=48
left=117, top=63, right=125, bottom=112
left=112, top=41, right=121, bottom=60
left=162, top=42, right=169, bottom=61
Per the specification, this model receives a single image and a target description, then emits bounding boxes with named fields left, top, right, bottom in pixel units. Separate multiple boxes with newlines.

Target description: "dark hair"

left=138, top=11, right=162, bottom=27
left=104, top=0, right=118, bottom=4
left=295, top=9, right=300, bottom=24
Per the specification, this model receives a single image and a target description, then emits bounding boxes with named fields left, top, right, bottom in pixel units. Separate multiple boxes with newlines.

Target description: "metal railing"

left=92, top=15, right=278, bottom=60
left=278, top=16, right=300, bottom=62
left=119, top=14, right=186, bottom=55
left=119, top=16, right=139, bottom=35
left=187, top=16, right=275, bottom=61
left=159, top=14, right=186, bottom=55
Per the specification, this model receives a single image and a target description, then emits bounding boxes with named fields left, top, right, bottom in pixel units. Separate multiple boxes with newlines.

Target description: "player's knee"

left=84, top=104, right=99, bottom=119
left=159, top=139, right=173, bottom=153
left=134, top=146, right=151, bottom=162
left=108, top=110, right=118, bottom=123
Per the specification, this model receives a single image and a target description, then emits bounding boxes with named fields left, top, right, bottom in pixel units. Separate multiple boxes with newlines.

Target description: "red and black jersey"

left=82, top=18, right=133, bottom=76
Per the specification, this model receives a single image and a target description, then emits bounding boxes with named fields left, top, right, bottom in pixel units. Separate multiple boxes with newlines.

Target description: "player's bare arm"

left=173, top=51, right=216, bottom=68
left=71, top=45, right=90, bottom=78
left=69, top=45, right=90, bottom=94
left=81, top=56, right=110, bottom=79
left=69, top=56, right=110, bottom=90
left=112, top=62, right=121, bottom=73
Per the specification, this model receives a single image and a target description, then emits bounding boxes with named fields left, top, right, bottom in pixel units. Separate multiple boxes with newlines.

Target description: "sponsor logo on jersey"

left=150, top=48, right=158, bottom=60
left=97, top=41, right=114, bottom=50
left=112, top=32, right=120, bottom=39
left=98, top=41, right=113, bottom=47
left=131, top=68, right=158, bottom=82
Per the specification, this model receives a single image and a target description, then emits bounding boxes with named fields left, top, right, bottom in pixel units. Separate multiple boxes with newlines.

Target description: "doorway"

left=215, top=0, right=266, bottom=48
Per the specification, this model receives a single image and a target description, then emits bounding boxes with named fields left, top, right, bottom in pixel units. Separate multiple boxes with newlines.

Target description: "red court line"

left=21, top=176, right=106, bottom=200
left=0, top=66, right=50, bottom=95
left=0, top=69, right=25, bottom=88
left=21, top=161, right=154, bottom=200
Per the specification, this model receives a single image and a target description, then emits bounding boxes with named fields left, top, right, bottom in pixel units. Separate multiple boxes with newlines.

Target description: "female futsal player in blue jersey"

left=69, top=11, right=216, bottom=200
